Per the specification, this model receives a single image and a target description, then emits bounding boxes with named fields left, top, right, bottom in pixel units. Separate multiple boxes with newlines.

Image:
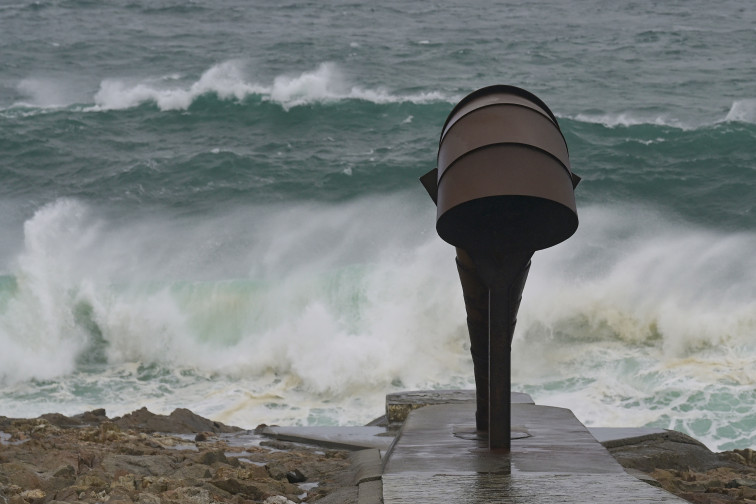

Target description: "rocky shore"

left=4, top=406, right=756, bottom=504
left=0, top=408, right=355, bottom=504
left=605, top=430, right=756, bottom=504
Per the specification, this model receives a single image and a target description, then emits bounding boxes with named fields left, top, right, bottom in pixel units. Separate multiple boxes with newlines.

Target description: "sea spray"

left=4, top=199, right=756, bottom=449
left=513, top=205, right=756, bottom=450
left=725, top=99, right=756, bottom=124
left=0, top=196, right=472, bottom=425
left=0, top=200, right=94, bottom=384
left=2, top=0, right=756, bottom=453
left=90, top=61, right=453, bottom=112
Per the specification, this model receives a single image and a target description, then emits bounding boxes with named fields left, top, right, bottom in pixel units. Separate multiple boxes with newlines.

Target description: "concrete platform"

left=385, top=389, right=533, bottom=424
left=381, top=399, right=688, bottom=503
left=260, top=425, right=395, bottom=451
left=255, top=391, right=692, bottom=502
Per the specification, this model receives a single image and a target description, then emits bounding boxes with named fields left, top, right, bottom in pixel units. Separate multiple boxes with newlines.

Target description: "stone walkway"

left=381, top=401, right=688, bottom=503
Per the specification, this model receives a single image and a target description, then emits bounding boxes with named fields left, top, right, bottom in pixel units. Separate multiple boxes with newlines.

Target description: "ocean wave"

left=0, top=196, right=468, bottom=394
left=3, top=77, right=93, bottom=115
left=89, top=61, right=452, bottom=112
left=511, top=204, right=756, bottom=451
left=569, top=100, right=756, bottom=129
left=5, top=199, right=756, bottom=382
left=570, top=111, right=696, bottom=130
left=518, top=205, right=756, bottom=357
left=4, top=198, right=756, bottom=444
left=0, top=199, right=96, bottom=384
left=724, top=99, right=756, bottom=124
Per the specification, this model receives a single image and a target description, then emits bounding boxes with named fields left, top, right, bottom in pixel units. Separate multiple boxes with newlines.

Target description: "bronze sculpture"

left=421, top=85, right=580, bottom=449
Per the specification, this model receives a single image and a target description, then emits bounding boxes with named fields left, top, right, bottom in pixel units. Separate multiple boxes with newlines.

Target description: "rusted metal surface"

left=433, top=85, right=579, bottom=253
left=423, top=85, right=579, bottom=451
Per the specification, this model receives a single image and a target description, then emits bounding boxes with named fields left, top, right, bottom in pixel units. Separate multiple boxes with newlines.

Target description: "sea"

left=1, top=0, right=755, bottom=452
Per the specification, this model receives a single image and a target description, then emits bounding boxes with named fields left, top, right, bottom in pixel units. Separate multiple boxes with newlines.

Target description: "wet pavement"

left=381, top=399, right=688, bottom=503
left=258, top=391, right=689, bottom=503
left=260, top=425, right=395, bottom=451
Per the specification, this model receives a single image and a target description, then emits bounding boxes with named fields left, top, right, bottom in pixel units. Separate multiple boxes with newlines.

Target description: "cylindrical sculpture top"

left=435, top=85, right=579, bottom=252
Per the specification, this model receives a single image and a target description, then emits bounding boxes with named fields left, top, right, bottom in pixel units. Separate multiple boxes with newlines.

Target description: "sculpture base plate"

left=453, top=427, right=531, bottom=441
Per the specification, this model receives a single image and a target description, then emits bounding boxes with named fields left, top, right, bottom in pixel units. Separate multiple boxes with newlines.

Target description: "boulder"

left=112, top=408, right=241, bottom=434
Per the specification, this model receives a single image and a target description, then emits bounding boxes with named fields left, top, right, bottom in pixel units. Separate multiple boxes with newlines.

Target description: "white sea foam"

left=0, top=199, right=94, bottom=383
left=725, top=99, right=756, bottom=124
left=572, top=111, right=693, bottom=129
left=572, top=100, right=756, bottom=129
left=92, top=60, right=266, bottom=111
left=0, top=195, right=469, bottom=423
left=2, top=199, right=756, bottom=447
left=518, top=205, right=756, bottom=358
left=15, top=78, right=73, bottom=108
left=90, top=61, right=450, bottom=112
left=512, top=204, right=756, bottom=449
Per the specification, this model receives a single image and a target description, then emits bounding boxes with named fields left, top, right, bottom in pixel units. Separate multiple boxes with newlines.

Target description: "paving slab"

left=385, top=389, right=533, bottom=424
left=381, top=401, right=689, bottom=503
left=260, top=425, right=395, bottom=451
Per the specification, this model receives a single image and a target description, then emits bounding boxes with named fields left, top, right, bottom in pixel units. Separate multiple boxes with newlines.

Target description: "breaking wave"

left=3, top=199, right=756, bottom=446
left=90, top=61, right=451, bottom=111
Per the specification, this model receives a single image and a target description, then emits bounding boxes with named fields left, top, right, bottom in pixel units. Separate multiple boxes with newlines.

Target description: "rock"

left=52, top=486, right=80, bottom=502
left=162, top=486, right=212, bottom=504
left=20, top=488, right=46, bottom=504
left=112, top=407, right=240, bottom=434
left=167, top=409, right=239, bottom=434
left=136, top=492, right=162, bottom=504
left=39, top=413, right=83, bottom=429
left=108, top=486, right=136, bottom=503
left=21, top=419, right=61, bottom=439
left=74, top=409, right=108, bottom=424
left=266, top=462, right=288, bottom=481
left=100, top=421, right=122, bottom=442
left=263, top=497, right=297, bottom=504
left=723, top=451, right=748, bottom=466
left=726, top=477, right=756, bottom=488
left=170, top=463, right=214, bottom=481
left=743, top=487, right=756, bottom=499
left=53, top=464, right=76, bottom=479
left=210, top=478, right=266, bottom=500
left=73, top=471, right=110, bottom=492
left=113, top=473, right=139, bottom=492
left=2, top=462, right=43, bottom=489
left=140, top=476, right=170, bottom=493
left=735, top=449, right=756, bottom=466
left=213, top=464, right=269, bottom=482
left=0, top=408, right=353, bottom=503
left=101, top=453, right=177, bottom=477
left=286, top=469, right=307, bottom=483
left=604, top=430, right=726, bottom=473
left=197, top=450, right=229, bottom=466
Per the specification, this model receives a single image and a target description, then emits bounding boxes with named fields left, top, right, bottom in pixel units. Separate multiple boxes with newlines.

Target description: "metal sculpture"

left=421, top=85, right=580, bottom=450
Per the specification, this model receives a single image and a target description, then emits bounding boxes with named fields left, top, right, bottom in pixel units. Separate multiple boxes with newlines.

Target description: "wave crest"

left=91, top=61, right=450, bottom=112
left=725, top=99, right=756, bottom=124
left=571, top=99, right=756, bottom=129
left=571, top=111, right=692, bottom=129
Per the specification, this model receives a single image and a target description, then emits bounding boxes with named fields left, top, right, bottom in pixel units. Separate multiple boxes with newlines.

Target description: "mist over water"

left=0, top=196, right=471, bottom=425
left=1, top=0, right=755, bottom=451
left=514, top=205, right=756, bottom=449
left=3, top=195, right=756, bottom=448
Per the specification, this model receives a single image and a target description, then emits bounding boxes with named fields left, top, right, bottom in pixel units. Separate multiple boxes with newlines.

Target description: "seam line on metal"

left=436, top=143, right=574, bottom=186
left=440, top=102, right=562, bottom=144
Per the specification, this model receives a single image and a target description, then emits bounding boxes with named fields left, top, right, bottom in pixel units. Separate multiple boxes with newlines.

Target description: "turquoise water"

left=1, top=0, right=755, bottom=451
